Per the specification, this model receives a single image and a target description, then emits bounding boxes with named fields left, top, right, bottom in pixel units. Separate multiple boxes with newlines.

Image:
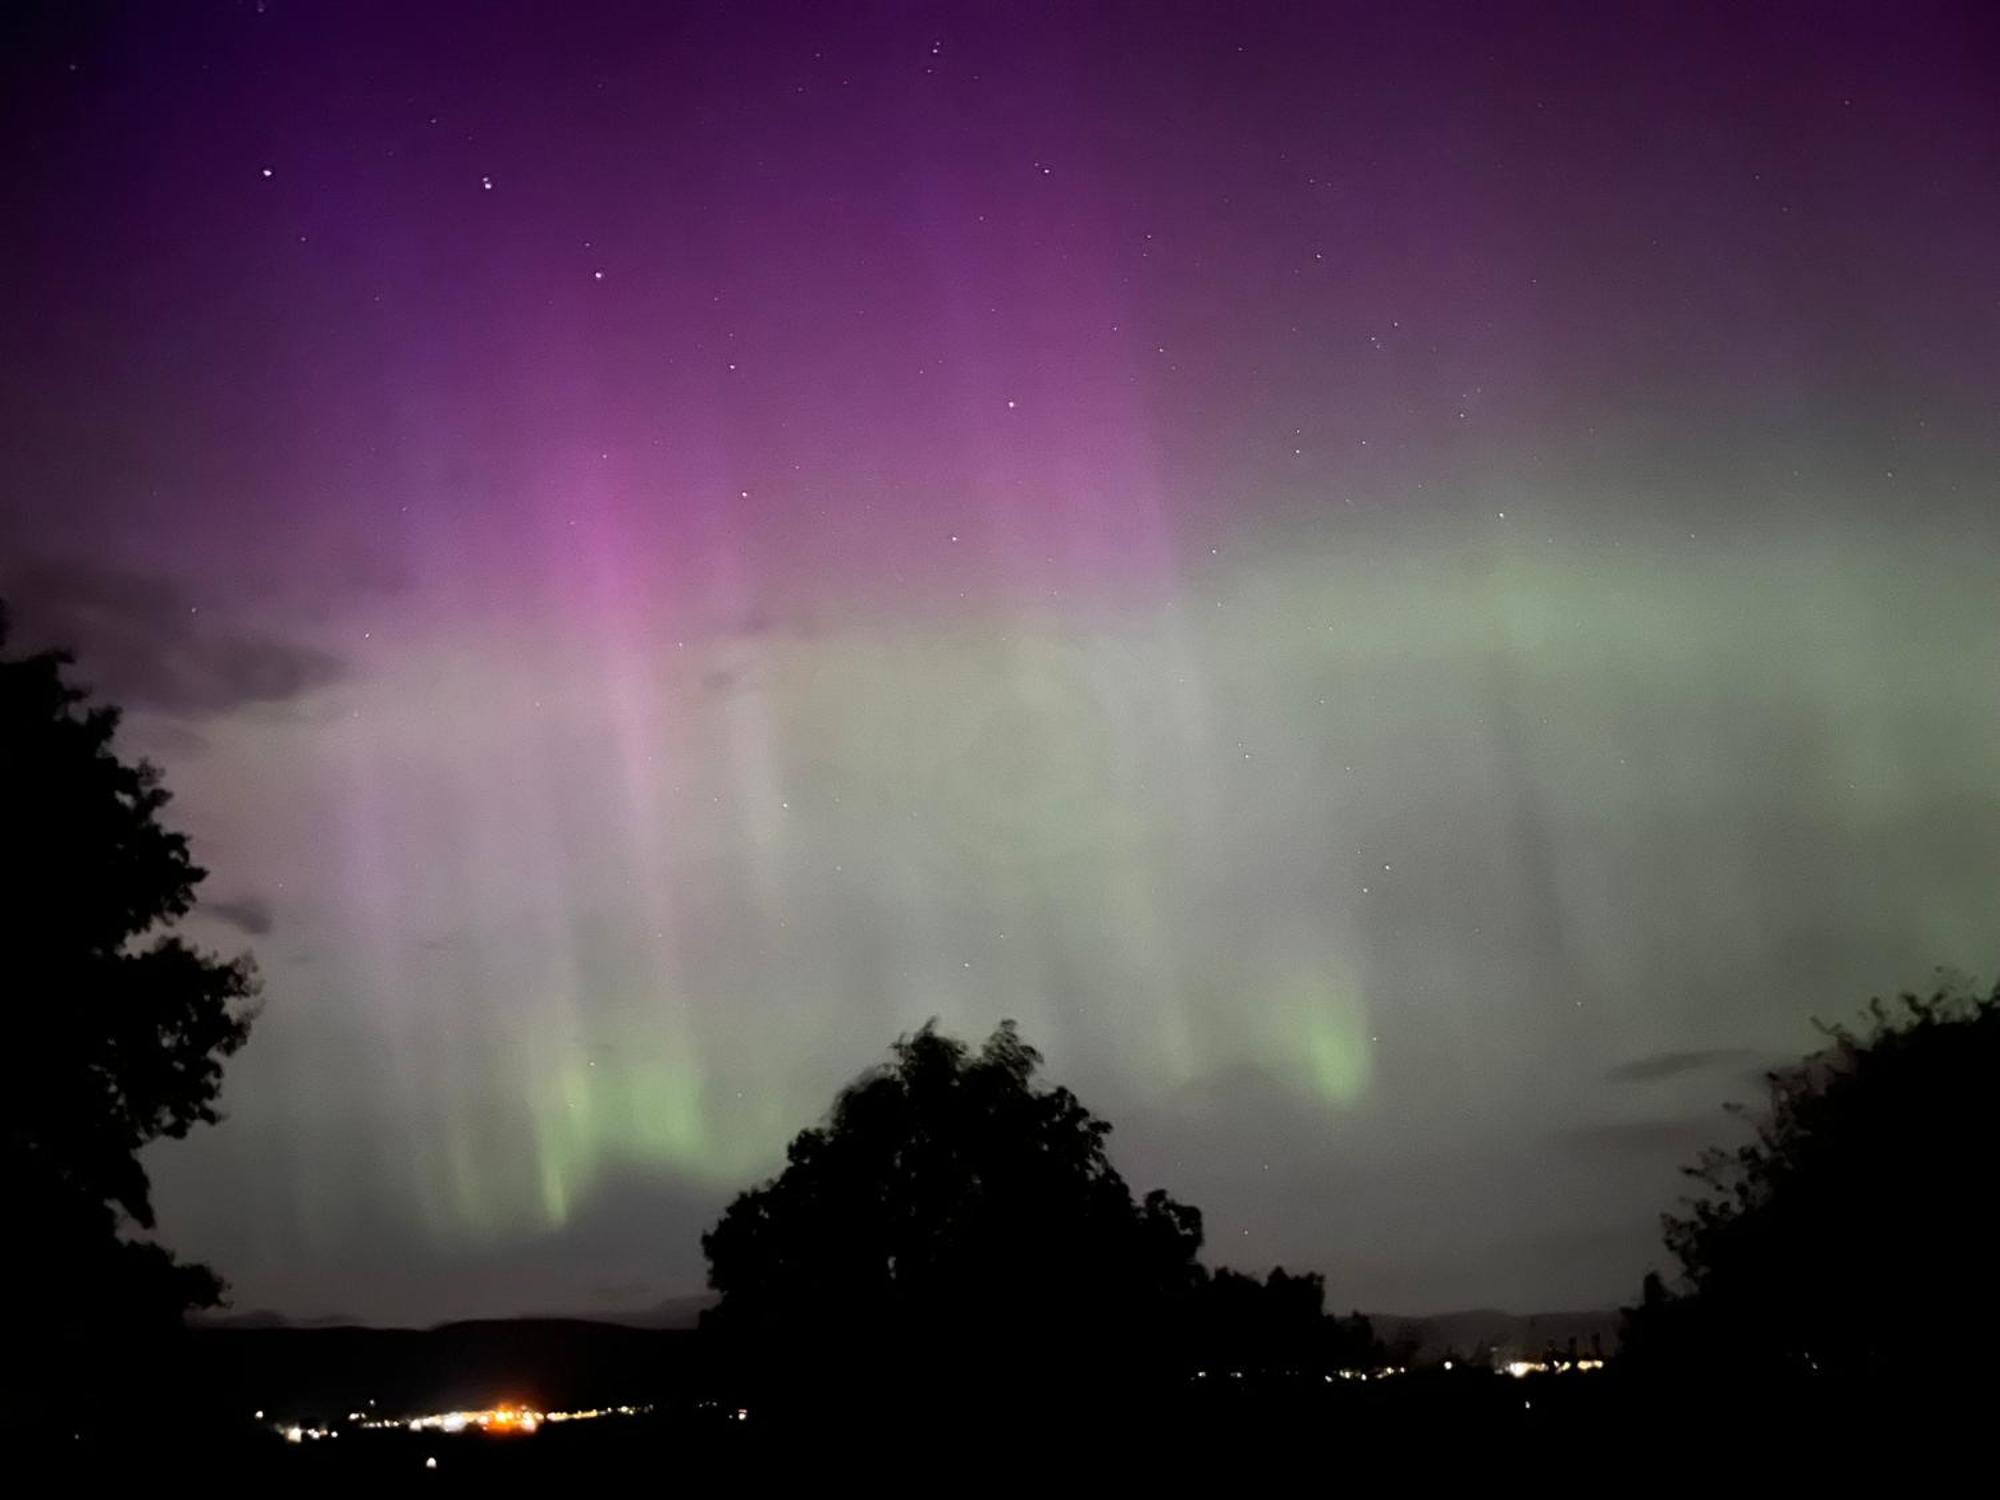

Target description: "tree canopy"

left=703, top=1021, right=1203, bottom=1382
left=1187, top=1266, right=1380, bottom=1376
left=702, top=1020, right=1383, bottom=1409
left=1623, top=977, right=2000, bottom=1378
left=1, top=605, right=258, bottom=1346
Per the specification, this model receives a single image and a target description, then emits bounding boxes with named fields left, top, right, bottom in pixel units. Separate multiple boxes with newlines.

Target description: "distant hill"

left=191, top=1298, right=1618, bottom=1357
left=190, top=1294, right=720, bottom=1335
left=171, top=1309, right=1622, bottom=1428
left=177, top=1300, right=1616, bottom=1418
left=569, top=1293, right=718, bottom=1330
left=192, top=1309, right=364, bottom=1331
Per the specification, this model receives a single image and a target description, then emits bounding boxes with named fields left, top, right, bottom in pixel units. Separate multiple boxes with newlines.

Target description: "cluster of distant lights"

left=1195, top=1366, right=1410, bottom=1382
left=266, top=1399, right=661, bottom=1449
left=1191, top=1357, right=1609, bottom=1383
left=262, top=1358, right=1612, bottom=1450
left=1503, top=1358, right=1606, bottom=1377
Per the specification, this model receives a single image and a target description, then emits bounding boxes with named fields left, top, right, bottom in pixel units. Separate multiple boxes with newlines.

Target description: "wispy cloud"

left=205, top=897, right=275, bottom=936
left=1606, top=1048, right=1761, bottom=1085
left=2, top=558, right=346, bottom=717
left=1563, top=1118, right=1732, bottom=1156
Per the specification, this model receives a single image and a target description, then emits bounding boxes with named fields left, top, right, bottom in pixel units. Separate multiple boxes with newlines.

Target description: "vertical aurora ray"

left=220, top=504, right=1998, bottom=1267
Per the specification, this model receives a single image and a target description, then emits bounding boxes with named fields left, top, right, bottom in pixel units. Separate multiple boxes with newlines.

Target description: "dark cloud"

left=1563, top=1118, right=1732, bottom=1156
left=1606, top=1048, right=1761, bottom=1085
left=1, top=558, right=346, bottom=717
left=205, top=897, right=275, bottom=936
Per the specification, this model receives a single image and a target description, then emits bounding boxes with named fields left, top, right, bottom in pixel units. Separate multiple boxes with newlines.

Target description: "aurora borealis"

left=3, top=1, right=1996, bottom=1324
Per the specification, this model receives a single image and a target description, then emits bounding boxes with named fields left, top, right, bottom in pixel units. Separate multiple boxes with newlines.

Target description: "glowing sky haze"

left=3, top=1, right=1996, bottom=1323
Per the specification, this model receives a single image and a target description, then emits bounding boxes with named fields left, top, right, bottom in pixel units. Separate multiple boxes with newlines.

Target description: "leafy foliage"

left=1187, top=1266, right=1380, bottom=1374
left=704, top=1020, right=1203, bottom=1371
left=703, top=1019, right=1382, bottom=1407
left=1, top=604, right=258, bottom=1342
left=1623, top=977, right=2000, bottom=1376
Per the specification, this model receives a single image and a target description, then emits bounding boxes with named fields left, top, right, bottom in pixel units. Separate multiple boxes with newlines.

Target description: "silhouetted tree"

left=1622, top=976, right=2000, bottom=1378
left=1, top=604, right=258, bottom=1354
left=1186, top=1266, right=1383, bottom=1375
left=702, top=1020, right=1205, bottom=1404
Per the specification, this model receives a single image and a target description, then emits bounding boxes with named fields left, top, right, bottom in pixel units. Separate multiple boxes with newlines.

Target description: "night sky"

left=3, top=1, right=1996, bottom=1325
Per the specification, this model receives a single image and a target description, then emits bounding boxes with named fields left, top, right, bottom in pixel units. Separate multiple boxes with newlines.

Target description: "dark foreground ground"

left=6, top=1322, right=1991, bottom=1482
left=14, top=1378, right=1995, bottom=1486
